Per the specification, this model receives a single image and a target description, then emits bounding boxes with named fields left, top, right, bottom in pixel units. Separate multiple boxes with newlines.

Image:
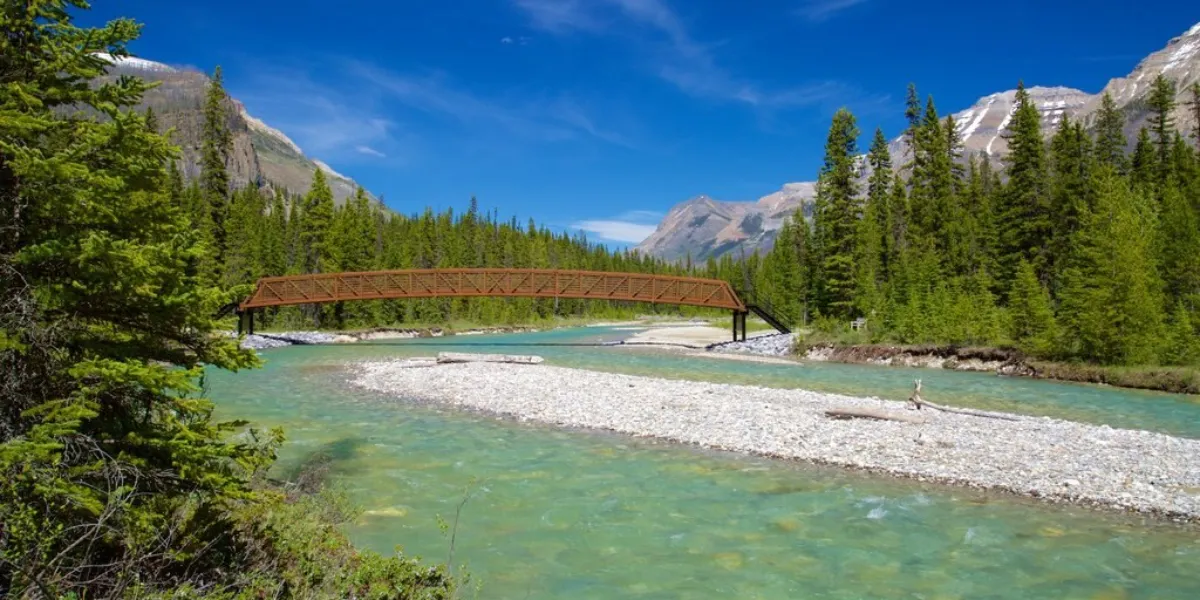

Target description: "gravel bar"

left=351, top=361, right=1200, bottom=521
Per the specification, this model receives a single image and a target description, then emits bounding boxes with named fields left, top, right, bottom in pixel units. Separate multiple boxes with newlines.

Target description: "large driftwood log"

left=436, top=352, right=545, bottom=365
left=825, top=408, right=926, bottom=424
left=907, top=379, right=1019, bottom=421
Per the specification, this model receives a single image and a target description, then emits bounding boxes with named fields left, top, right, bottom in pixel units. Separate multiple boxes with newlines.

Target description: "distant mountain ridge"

left=97, top=54, right=370, bottom=204
left=636, top=21, right=1200, bottom=262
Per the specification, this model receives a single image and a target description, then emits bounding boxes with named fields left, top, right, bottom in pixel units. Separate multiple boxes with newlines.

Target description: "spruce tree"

left=903, top=83, right=921, bottom=173
left=854, top=129, right=892, bottom=315
left=1047, top=116, right=1094, bottom=291
left=0, top=4, right=272, bottom=594
left=1058, top=167, right=1165, bottom=364
left=1130, top=127, right=1156, bottom=189
left=1093, top=92, right=1128, bottom=173
left=201, top=65, right=232, bottom=265
left=301, top=168, right=336, bottom=275
left=997, top=82, right=1051, bottom=287
left=812, top=108, right=861, bottom=318
left=1008, top=260, right=1060, bottom=358
left=1147, top=74, right=1177, bottom=182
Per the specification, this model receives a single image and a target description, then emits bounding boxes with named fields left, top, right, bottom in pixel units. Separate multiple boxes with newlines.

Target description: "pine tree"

left=1008, top=260, right=1060, bottom=358
left=1093, top=92, right=1128, bottom=173
left=854, top=129, right=892, bottom=315
left=1130, top=127, right=1156, bottom=189
left=1047, top=116, right=1093, bottom=291
left=1158, top=151, right=1200, bottom=305
left=1163, top=302, right=1200, bottom=366
left=812, top=108, right=861, bottom=318
left=1147, top=74, right=1177, bottom=183
left=1057, top=167, right=1165, bottom=364
left=301, top=169, right=336, bottom=275
left=903, top=83, right=921, bottom=173
left=0, top=4, right=267, bottom=594
left=200, top=66, right=233, bottom=267
left=997, top=82, right=1052, bottom=287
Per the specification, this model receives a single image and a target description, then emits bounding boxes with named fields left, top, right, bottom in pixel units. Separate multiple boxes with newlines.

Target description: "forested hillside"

left=734, top=80, right=1200, bottom=367
left=181, top=73, right=699, bottom=329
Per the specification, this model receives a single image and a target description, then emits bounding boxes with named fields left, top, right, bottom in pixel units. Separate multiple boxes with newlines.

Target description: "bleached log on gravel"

left=825, top=408, right=926, bottom=424
left=435, top=352, right=544, bottom=365
left=908, top=379, right=1019, bottom=421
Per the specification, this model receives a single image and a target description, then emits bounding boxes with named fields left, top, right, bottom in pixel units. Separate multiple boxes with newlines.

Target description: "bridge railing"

left=239, top=268, right=746, bottom=312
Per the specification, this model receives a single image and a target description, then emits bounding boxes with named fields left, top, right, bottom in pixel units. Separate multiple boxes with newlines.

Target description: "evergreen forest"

left=737, top=81, right=1200, bottom=368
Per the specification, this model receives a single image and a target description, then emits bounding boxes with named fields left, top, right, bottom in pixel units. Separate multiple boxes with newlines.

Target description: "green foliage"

left=811, top=108, right=861, bottom=318
left=1147, top=74, right=1176, bottom=183
left=1163, top=303, right=1200, bottom=366
left=0, top=2, right=453, bottom=597
left=1008, top=260, right=1061, bottom=358
left=747, top=78, right=1198, bottom=372
left=1094, top=93, right=1129, bottom=173
left=997, top=82, right=1052, bottom=287
left=201, top=66, right=232, bottom=267
left=1056, top=168, right=1164, bottom=365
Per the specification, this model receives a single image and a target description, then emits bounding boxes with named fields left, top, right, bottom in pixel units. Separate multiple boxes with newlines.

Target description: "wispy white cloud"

left=511, top=0, right=862, bottom=110
left=235, top=67, right=401, bottom=162
left=355, top=145, right=387, bottom=158
left=513, top=0, right=604, bottom=33
left=501, top=36, right=514, bottom=44
left=570, top=220, right=658, bottom=243
left=347, top=61, right=633, bottom=147
left=570, top=209, right=663, bottom=243
left=794, top=0, right=869, bottom=23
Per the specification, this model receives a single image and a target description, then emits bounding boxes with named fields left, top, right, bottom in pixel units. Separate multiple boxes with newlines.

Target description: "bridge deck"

left=239, top=268, right=746, bottom=312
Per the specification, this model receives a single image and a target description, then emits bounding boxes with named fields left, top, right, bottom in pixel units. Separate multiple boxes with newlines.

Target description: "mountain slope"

left=637, top=21, right=1200, bottom=262
left=97, top=54, right=369, bottom=204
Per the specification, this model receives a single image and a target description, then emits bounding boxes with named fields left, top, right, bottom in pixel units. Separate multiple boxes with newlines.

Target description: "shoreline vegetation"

left=240, top=318, right=1200, bottom=395
left=797, top=340, right=1200, bottom=395
left=350, top=360, right=1200, bottom=523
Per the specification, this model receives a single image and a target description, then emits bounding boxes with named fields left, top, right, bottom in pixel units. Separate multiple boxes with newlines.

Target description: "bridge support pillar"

left=731, top=310, right=748, bottom=342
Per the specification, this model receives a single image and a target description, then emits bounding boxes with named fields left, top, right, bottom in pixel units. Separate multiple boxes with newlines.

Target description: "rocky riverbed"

left=351, top=360, right=1200, bottom=521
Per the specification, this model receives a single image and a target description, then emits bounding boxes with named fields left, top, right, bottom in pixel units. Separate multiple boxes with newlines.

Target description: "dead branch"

left=907, top=379, right=1019, bottom=421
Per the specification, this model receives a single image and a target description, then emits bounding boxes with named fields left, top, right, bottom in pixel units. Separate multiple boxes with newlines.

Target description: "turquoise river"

left=208, top=327, right=1200, bottom=598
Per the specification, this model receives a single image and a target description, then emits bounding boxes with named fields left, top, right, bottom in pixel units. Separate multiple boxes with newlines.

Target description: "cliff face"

left=97, top=54, right=370, bottom=204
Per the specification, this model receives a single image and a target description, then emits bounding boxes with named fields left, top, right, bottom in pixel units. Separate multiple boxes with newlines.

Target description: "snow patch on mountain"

left=94, top=53, right=176, bottom=73
left=313, top=159, right=351, bottom=183
left=241, top=109, right=305, bottom=156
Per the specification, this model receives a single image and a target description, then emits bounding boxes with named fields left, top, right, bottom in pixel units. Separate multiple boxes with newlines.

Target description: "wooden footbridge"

left=234, top=268, right=789, bottom=341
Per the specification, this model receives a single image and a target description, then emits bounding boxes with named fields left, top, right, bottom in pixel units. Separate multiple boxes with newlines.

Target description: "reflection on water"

left=208, top=328, right=1200, bottom=598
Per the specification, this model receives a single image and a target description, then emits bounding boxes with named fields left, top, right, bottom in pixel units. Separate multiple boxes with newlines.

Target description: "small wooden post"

left=247, top=309, right=255, bottom=335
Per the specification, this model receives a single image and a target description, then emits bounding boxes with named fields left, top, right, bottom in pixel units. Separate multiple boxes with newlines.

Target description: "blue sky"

left=85, top=1, right=1199, bottom=245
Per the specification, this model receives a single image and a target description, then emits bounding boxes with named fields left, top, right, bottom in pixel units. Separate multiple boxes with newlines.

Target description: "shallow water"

left=208, top=328, right=1200, bottom=598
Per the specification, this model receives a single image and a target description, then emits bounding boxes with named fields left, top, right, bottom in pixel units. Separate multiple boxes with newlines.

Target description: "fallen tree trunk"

left=825, top=408, right=926, bottom=424
left=436, top=352, right=544, bottom=365
left=908, top=379, right=1020, bottom=421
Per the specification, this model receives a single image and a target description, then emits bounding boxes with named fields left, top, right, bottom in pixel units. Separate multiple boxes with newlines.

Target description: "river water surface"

left=208, top=327, right=1200, bottom=598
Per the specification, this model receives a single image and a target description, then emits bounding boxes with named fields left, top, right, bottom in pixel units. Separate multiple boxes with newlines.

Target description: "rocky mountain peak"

left=96, top=54, right=371, bottom=205
left=636, top=20, right=1200, bottom=263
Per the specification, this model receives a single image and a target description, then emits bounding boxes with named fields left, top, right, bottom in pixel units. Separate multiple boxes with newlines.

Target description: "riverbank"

left=713, top=334, right=1200, bottom=395
left=236, top=325, right=539, bottom=350
left=350, top=360, right=1200, bottom=521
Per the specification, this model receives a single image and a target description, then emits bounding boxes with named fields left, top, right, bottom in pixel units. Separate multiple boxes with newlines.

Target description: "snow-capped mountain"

left=635, top=21, right=1200, bottom=262
left=96, top=54, right=370, bottom=205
